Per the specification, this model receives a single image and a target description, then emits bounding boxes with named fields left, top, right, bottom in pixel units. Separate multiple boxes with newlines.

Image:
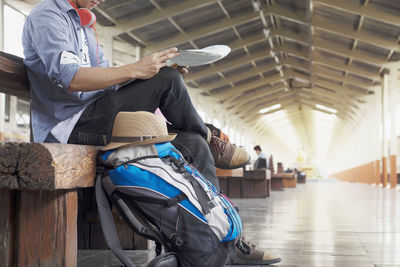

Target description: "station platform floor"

left=78, top=179, right=400, bottom=266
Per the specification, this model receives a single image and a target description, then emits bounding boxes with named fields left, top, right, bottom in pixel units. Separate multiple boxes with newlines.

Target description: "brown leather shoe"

left=229, top=236, right=282, bottom=265
left=208, top=131, right=250, bottom=169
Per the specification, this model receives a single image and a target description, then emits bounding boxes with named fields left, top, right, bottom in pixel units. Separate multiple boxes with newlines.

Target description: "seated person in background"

left=285, top=168, right=293, bottom=173
left=253, top=145, right=268, bottom=169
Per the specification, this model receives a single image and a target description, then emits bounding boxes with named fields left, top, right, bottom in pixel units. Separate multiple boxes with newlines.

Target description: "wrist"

left=120, top=63, right=137, bottom=79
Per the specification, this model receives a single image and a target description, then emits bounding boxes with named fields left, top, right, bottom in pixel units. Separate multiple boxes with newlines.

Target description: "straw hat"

left=101, top=111, right=176, bottom=151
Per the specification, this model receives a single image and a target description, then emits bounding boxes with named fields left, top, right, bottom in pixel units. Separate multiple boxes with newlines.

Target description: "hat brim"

left=101, top=133, right=177, bottom=151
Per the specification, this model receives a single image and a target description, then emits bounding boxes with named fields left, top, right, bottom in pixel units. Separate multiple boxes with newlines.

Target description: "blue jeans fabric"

left=67, top=67, right=220, bottom=190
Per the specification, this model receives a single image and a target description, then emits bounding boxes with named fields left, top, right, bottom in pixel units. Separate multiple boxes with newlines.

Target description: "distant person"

left=253, top=145, right=268, bottom=169
left=285, top=168, right=293, bottom=173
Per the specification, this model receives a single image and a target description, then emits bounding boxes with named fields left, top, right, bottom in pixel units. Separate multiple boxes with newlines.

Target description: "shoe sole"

left=227, top=257, right=282, bottom=265
left=224, top=158, right=251, bottom=170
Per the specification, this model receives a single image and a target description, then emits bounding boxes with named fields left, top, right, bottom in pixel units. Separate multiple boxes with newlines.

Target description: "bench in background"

left=216, top=168, right=271, bottom=198
left=268, top=156, right=297, bottom=190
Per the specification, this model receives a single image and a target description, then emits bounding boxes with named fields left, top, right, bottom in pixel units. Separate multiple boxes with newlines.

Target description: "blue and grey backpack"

left=95, top=141, right=242, bottom=267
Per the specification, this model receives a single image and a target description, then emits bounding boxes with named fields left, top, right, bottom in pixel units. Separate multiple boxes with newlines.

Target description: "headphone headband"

left=67, top=0, right=96, bottom=28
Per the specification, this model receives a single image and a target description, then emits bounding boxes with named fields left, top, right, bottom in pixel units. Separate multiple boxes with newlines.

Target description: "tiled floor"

left=78, top=179, right=400, bottom=266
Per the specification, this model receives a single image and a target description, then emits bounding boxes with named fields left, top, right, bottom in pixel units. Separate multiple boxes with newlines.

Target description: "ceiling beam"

left=271, top=28, right=309, bottom=45
left=313, top=17, right=400, bottom=52
left=308, top=87, right=362, bottom=110
left=144, top=11, right=259, bottom=52
left=305, top=0, right=314, bottom=87
left=313, top=38, right=387, bottom=67
left=289, top=66, right=376, bottom=90
left=301, top=88, right=360, bottom=111
left=108, top=0, right=220, bottom=36
left=314, top=0, right=400, bottom=27
left=240, top=97, right=298, bottom=120
left=185, top=49, right=276, bottom=81
left=270, top=4, right=400, bottom=52
left=211, top=73, right=285, bottom=101
left=228, top=85, right=287, bottom=113
left=298, top=91, right=355, bottom=115
left=290, top=71, right=368, bottom=96
left=314, top=54, right=381, bottom=82
left=201, top=65, right=277, bottom=92
left=315, top=66, right=374, bottom=88
left=282, top=45, right=381, bottom=81
left=223, top=33, right=266, bottom=51
left=226, top=83, right=286, bottom=106
left=274, top=28, right=387, bottom=69
left=237, top=91, right=297, bottom=116
left=315, top=79, right=368, bottom=96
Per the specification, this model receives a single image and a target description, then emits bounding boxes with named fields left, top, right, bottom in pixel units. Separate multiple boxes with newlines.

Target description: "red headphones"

left=67, top=0, right=96, bottom=28
left=67, top=0, right=100, bottom=65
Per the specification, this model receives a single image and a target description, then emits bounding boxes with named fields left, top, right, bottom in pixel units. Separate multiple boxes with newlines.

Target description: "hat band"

left=111, top=135, right=159, bottom=143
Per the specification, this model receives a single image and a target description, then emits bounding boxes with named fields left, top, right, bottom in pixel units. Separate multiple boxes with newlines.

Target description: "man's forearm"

left=68, top=47, right=180, bottom=92
left=68, top=65, right=133, bottom=92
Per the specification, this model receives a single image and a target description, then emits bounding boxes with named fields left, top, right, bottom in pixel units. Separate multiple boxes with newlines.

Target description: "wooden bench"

left=275, top=162, right=297, bottom=188
left=216, top=168, right=271, bottom=198
left=0, top=142, right=97, bottom=266
left=297, top=171, right=307, bottom=183
left=268, top=157, right=297, bottom=190
left=0, top=52, right=149, bottom=266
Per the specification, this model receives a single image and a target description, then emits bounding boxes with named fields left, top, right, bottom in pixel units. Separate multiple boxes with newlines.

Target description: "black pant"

left=67, top=67, right=220, bottom=190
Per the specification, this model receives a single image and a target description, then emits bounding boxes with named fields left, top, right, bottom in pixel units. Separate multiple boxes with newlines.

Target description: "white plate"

left=168, top=45, right=231, bottom=67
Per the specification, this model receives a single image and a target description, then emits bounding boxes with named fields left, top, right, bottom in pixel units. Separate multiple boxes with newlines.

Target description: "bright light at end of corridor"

left=259, top=104, right=281, bottom=114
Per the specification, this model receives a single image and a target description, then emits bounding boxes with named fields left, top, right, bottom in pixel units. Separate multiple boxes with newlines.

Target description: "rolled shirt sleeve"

left=28, top=10, right=80, bottom=90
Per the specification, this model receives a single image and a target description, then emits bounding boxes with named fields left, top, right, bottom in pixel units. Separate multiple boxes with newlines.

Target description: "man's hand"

left=171, top=64, right=189, bottom=75
left=128, top=47, right=180, bottom=79
left=68, top=47, right=181, bottom=92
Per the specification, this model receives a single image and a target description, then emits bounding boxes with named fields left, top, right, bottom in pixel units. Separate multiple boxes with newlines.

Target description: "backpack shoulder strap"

left=95, top=173, right=137, bottom=267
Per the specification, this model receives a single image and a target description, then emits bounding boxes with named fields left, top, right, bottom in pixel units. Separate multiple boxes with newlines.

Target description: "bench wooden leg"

left=1, top=189, right=77, bottom=267
left=271, top=178, right=284, bottom=190
left=0, top=188, right=15, bottom=267
left=282, top=178, right=297, bottom=188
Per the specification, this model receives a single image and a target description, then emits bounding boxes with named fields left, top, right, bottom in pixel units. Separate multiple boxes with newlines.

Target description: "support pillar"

left=10, top=96, right=17, bottom=132
left=389, top=66, right=398, bottom=188
left=135, top=46, right=141, bottom=61
left=0, top=94, right=4, bottom=141
left=102, top=36, right=114, bottom=66
left=374, top=86, right=381, bottom=185
left=382, top=73, right=389, bottom=187
left=367, top=95, right=375, bottom=184
left=0, top=0, right=4, bottom=50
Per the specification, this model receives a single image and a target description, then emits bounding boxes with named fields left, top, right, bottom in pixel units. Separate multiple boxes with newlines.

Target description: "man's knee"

left=172, top=132, right=212, bottom=167
left=156, top=67, right=182, bottom=84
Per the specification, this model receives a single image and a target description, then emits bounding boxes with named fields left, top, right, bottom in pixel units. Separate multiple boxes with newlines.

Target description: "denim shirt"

left=22, top=0, right=110, bottom=143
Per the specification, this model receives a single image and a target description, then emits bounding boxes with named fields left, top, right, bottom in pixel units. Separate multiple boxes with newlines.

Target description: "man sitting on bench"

left=253, top=145, right=268, bottom=170
left=22, top=0, right=281, bottom=264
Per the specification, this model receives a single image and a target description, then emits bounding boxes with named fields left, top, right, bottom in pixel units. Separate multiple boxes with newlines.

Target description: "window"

left=5, top=95, right=10, bottom=122
left=4, top=5, right=25, bottom=57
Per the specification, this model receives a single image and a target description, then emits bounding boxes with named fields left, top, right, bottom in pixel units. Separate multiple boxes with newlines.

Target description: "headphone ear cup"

left=78, top=8, right=96, bottom=28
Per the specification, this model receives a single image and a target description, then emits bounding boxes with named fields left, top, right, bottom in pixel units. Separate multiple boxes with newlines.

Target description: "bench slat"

left=0, top=52, right=30, bottom=99
left=0, top=143, right=98, bottom=190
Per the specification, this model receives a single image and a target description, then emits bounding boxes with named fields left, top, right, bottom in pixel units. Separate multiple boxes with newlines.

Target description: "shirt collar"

left=57, top=0, right=77, bottom=13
